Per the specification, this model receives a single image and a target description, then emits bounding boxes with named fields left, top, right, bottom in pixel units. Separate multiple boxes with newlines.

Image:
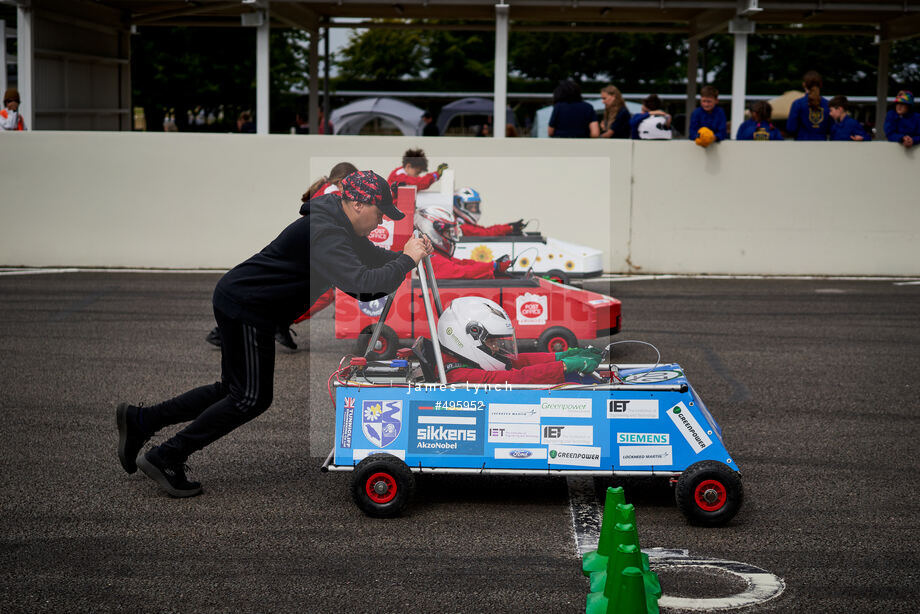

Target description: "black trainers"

left=116, top=403, right=151, bottom=474
left=136, top=448, right=203, bottom=498
left=205, top=327, right=221, bottom=347
left=275, top=326, right=297, bottom=350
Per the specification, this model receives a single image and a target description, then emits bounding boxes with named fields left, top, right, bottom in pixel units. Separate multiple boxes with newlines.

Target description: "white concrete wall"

left=0, top=132, right=917, bottom=275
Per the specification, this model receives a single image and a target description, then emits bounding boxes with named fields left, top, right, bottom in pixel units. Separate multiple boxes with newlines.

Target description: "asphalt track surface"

left=1, top=271, right=919, bottom=613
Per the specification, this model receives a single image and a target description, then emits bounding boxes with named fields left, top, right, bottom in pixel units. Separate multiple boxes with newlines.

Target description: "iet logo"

left=543, top=425, right=565, bottom=438
left=610, top=400, right=631, bottom=412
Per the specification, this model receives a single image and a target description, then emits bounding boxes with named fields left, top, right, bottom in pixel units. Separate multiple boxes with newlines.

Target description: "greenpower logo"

left=672, top=406, right=681, bottom=414
left=446, top=327, right=453, bottom=336
left=549, top=449, right=557, bottom=459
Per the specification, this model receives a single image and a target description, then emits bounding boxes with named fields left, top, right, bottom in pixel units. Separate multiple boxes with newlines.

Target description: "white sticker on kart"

left=494, top=447, right=548, bottom=460
left=489, top=403, right=540, bottom=424
left=367, top=218, right=395, bottom=250
left=352, top=449, right=406, bottom=462
left=607, top=399, right=658, bottom=419
left=622, top=369, right=683, bottom=383
left=542, top=424, right=593, bottom=446
left=488, top=423, right=541, bottom=444
left=667, top=402, right=712, bottom=452
left=548, top=445, right=601, bottom=467
left=540, top=397, right=592, bottom=418
left=515, top=292, right=547, bottom=326
left=619, top=445, right=673, bottom=466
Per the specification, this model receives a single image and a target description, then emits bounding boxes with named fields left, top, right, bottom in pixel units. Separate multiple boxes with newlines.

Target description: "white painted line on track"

left=894, top=281, right=920, bottom=286
left=566, top=478, right=785, bottom=611
left=0, top=268, right=80, bottom=276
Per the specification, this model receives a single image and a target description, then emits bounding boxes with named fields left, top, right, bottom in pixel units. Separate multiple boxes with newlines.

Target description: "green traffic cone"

left=582, top=486, right=626, bottom=577
left=614, top=502, right=637, bottom=527
left=588, top=524, right=641, bottom=593
left=618, top=566, right=659, bottom=614
left=604, top=544, right=642, bottom=599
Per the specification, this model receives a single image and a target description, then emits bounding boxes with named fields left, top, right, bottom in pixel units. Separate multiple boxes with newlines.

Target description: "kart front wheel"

left=351, top=454, right=415, bottom=518
left=543, top=269, right=570, bottom=285
left=675, top=461, right=743, bottom=527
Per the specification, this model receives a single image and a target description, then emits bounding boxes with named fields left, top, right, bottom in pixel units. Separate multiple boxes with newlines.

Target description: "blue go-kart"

left=322, top=256, right=743, bottom=526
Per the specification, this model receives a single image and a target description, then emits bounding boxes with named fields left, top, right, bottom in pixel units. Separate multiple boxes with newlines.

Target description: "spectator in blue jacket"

left=736, top=101, right=783, bottom=141
left=786, top=71, right=832, bottom=141
left=688, top=85, right=728, bottom=142
left=828, top=96, right=870, bottom=142
left=548, top=79, right=600, bottom=138
left=884, top=90, right=920, bottom=149
left=630, top=94, right=672, bottom=140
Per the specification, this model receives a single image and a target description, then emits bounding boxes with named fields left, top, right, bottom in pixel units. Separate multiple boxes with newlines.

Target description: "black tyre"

left=543, top=269, right=570, bottom=285
left=351, top=454, right=415, bottom=518
left=537, top=326, right=578, bottom=353
left=355, top=325, right=399, bottom=360
left=675, top=461, right=744, bottom=527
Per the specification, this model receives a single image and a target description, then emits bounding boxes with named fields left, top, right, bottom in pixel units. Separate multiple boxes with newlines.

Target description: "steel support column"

left=255, top=4, right=270, bottom=135
left=875, top=37, right=890, bottom=140
left=493, top=2, right=509, bottom=139
left=309, top=25, right=319, bottom=134
left=729, top=18, right=753, bottom=140
left=685, top=37, right=699, bottom=128
left=16, top=5, right=33, bottom=130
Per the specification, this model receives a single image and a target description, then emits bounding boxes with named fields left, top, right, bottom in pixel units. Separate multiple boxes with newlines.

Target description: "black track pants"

left=146, top=306, right=275, bottom=463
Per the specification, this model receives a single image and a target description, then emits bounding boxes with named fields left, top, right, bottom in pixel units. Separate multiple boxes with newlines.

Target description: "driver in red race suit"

left=388, top=148, right=447, bottom=191
left=453, top=187, right=525, bottom=237
left=415, top=205, right=513, bottom=279
left=436, top=297, right=602, bottom=384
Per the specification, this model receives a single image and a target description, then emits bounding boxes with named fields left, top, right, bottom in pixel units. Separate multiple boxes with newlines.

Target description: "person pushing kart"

left=436, top=297, right=602, bottom=384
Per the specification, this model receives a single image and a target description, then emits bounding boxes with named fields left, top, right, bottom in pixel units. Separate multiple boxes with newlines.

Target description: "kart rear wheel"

left=543, top=269, right=570, bottom=285
left=351, top=454, right=415, bottom=518
left=355, top=325, right=399, bottom=360
left=538, top=326, right=577, bottom=353
left=675, top=461, right=743, bottom=527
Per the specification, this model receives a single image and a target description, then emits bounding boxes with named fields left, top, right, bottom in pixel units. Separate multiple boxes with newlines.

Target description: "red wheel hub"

left=549, top=337, right=569, bottom=352
left=694, top=479, right=727, bottom=511
left=365, top=472, right=397, bottom=504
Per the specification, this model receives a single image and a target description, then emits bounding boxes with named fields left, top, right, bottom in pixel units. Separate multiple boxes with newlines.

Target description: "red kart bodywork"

left=333, top=186, right=622, bottom=356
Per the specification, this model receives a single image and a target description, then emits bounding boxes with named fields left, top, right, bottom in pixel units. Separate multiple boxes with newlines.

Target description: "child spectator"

left=548, top=79, right=600, bottom=138
left=0, top=88, right=26, bottom=131
left=388, top=149, right=447, bottom=190
left=884, top=90, right=920, bottom=149
left=735, top=101, right=784, bottom=141
left=597, top=85, right=631, bottom=139
left=786, top=71, right=831, bottom=141
left=688, top=85, right=728, bottom=143
left=630, top=94, right=672, bottom=140
left=828, top=96, right=870, bottom=141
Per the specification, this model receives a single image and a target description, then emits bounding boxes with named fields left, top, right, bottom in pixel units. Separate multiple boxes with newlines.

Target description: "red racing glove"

left=493, top=255, right=513, bottom=277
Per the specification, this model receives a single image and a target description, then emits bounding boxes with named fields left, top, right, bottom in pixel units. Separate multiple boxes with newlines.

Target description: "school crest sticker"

left=362, top=400, right=402, bottom=448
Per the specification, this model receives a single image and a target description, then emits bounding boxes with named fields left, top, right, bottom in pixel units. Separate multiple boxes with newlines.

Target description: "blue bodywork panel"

left=333, top=363, right=737, bottom=474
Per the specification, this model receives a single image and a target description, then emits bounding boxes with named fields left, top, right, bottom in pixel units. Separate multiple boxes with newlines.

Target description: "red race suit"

left=443, top=351, right=564, bottom=385
left=388, top=166, right=441, bottom=191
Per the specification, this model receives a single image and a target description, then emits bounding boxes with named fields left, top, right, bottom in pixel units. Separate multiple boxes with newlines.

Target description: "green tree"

left=336, top=26, right=427, bottom=83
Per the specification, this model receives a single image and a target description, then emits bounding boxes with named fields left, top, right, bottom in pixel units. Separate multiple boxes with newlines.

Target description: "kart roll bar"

left=416, top=255, right=448, bottom=384
left=362, top=291, right=396, bottom=361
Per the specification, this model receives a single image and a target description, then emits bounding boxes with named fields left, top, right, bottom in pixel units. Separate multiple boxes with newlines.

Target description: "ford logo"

left=509, top=449, right=532, bottom=459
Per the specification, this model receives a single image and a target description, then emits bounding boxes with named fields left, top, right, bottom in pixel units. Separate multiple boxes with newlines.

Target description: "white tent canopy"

left=330, top=97, right=425, bottom=136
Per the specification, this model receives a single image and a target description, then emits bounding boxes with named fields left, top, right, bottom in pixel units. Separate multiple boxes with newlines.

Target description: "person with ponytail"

left=305, top=161, right=359, bottom=200
left=786, top=70, right=832, bottom=141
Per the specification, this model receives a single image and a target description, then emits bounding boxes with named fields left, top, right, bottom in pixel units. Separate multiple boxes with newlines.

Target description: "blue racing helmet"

left=453, top=187, right=482, bottom=225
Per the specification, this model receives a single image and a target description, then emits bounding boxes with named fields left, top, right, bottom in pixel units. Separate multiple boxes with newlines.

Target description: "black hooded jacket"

left=213, top=194, right=415, bottom=328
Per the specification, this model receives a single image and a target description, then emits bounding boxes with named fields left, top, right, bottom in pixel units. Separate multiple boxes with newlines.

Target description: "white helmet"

left=637, top=115, right=673, bottom=140
left=437, top=297, right=518, bottom=370
left=453, top=187, right=482, bottom=224
left=415, top=205, right=460, bottom=257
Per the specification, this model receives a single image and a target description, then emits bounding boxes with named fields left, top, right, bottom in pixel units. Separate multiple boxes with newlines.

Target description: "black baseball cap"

left=340, top=170, right=405, bottom=221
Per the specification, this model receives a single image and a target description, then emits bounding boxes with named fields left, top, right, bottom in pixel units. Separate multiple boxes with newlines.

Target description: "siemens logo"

left=617, top=432, right=669, bottom=445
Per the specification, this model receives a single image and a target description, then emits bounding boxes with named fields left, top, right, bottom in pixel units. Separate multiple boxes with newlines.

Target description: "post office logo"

left=516, top=292, right=548, bottom=326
